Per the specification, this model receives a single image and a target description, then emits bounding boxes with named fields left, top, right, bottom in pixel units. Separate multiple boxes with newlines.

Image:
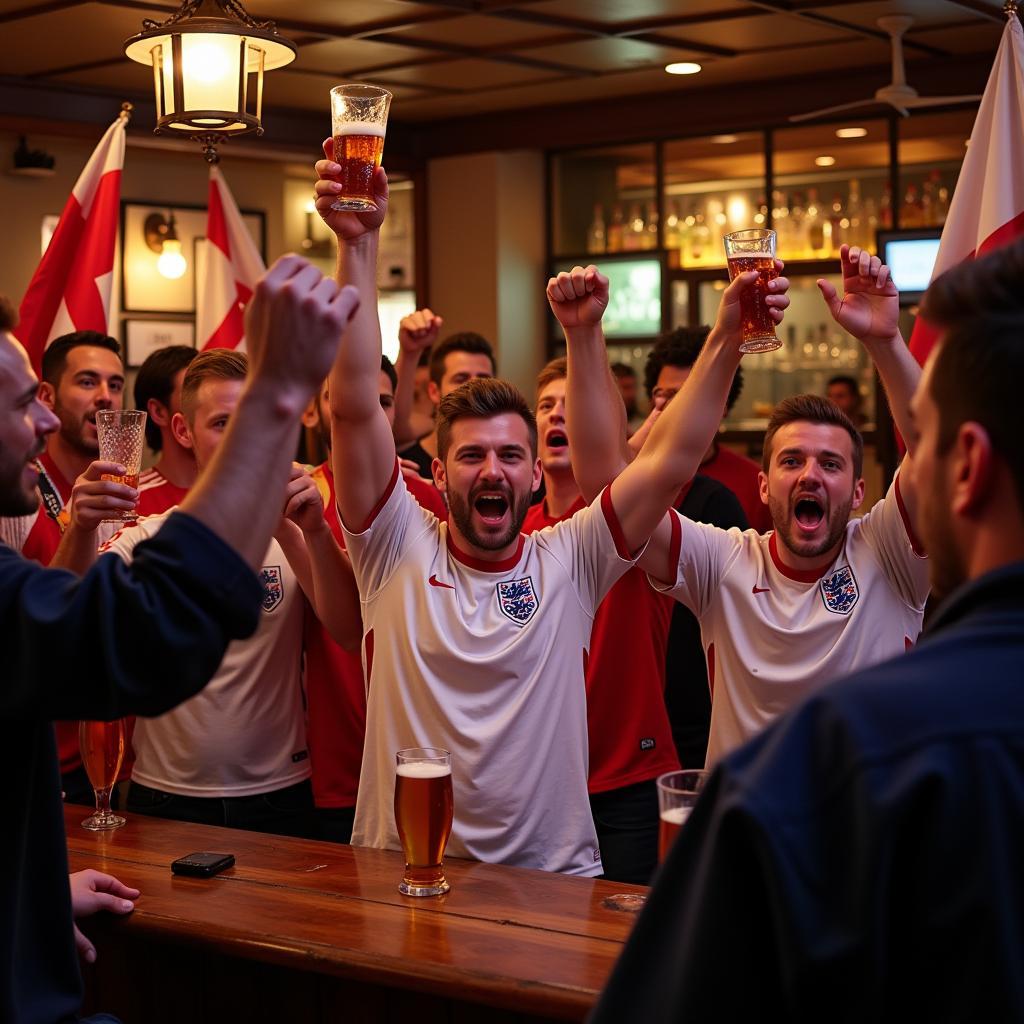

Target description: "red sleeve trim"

left=600, top=486, right=632, bottom=560
left=668, top=509, right=682, bottom=583
left=358, top=460, right=401, bottom=534
left=894, top=473, right=926, bottom=557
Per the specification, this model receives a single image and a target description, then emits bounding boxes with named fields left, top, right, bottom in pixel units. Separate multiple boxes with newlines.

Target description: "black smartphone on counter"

left=170, top=852, right=235, bottom=878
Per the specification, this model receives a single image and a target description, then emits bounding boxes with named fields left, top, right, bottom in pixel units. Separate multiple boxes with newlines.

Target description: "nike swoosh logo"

left=428, top=574, right=455, bottom=591
left=752, top=586, right=770, bottom=595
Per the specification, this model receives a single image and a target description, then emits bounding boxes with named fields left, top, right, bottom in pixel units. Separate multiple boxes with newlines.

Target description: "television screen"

left=552, top=256, right=662, bottom=338
left=878, top=231, right=942, bottom=300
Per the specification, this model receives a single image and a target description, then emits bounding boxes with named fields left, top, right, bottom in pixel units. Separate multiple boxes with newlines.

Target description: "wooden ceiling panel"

left=656, top=13, right=853, bottom=50
left=507, top=35, right=702, bottom=73
left=291, top=37, right=426, bottom=76
left=376, top=13, right=571, bottom=50
left=523, top=0, right=742, bottom=25
left=379, top=57, right=560, bottom=90
left=824, top=0, right=1000, bottom=31
left=249, top=0, right=456, bottom=30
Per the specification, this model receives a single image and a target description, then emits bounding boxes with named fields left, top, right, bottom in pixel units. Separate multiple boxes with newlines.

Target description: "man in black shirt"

left=592, top=238, right=1024, bottom=1021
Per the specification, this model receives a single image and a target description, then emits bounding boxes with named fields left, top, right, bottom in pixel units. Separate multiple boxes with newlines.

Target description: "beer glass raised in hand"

left=394, top=747, right=453, bottom=897
left=723, top=228, right=782, bottom=353
left=79, top=719, right=126, bottom=831
left=95, top=409, right=146, bottom=523
left=329, top=84, right=392, bottom=212
left=657, top=769, right=708, bottom=861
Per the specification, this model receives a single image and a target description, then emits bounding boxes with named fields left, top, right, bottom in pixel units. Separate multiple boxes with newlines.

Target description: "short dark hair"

left=610, top=362, right=635, bottom=380
left=762, top=394, right=864, bottom=479
left=134, top=345, right=199, bottom=451
left=380, top=354, right=398, bottom=394
left=181, top=349, right=248, bottom=424
left=428, top=332, right=495, bottom=388
left=827, top=375, right=861, bottom=398
left=644, top=326, right=744, bottom=415
left=0, top=295, right=17, bottom=332
left=535, top=356, right=567, bottom=399
left=41, top=331, right=121, bottom=387
left=920, top=237, right=1024, bottom=512
left=436, top=377, right=537, bottom=462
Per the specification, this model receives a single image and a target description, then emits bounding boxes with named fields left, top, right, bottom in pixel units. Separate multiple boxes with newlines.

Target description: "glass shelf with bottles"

left=585, top=196, right=662, bottom=255
left=663, top=179, right=768, bottom=270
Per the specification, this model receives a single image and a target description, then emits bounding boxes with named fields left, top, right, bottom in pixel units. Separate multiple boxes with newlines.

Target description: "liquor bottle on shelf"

left=789, top=193, right=808, bottom=259
left=645, top=202, right=659, bottom=250
left=901, top=183, right=923, bottom=228
left=862, top=195, right=880, bottom=250
left=754, top=195, right=769, bottom=227
left=586, top=202, right=606, bottom=255
left=624, top=203, right=645, bottom=251
left=830, top=194, right=845, bottom=254
left=688, top=208, right=711, bottom=265
left=806, top=188, right=831, bottom=258
left=607, top=204, right=625, bottom=253
left=772, top=190, right=792, bottom=253
left=845, top=178, right=864, bottom=250
left=937, top=179, right=950, bottom=225
left=922, top=170, right=946, bottom=226
left=880, top=183, right=893, bottom=230
left=664, top=200, right=681, bottom=251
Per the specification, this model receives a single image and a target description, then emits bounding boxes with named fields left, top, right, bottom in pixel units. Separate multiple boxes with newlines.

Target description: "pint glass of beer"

left=394, top=747, right=453, bottom=897
left=656, top=769, right=707, bottom=862
left=329, top=84, right=392, bottom=212
left=79, top=719, right=127, bottom=831
left=723, top=228, right=782, bottom=353
left=95, top=409, right=146, bottom=523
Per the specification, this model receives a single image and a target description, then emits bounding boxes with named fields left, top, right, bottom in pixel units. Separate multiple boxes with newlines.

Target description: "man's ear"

left=300, top=395, right=319, bottom=430
left=431, top=456, right=446, bottom=494
left=427, top=380, right=441, bottom=407
left=170, top=411, right=194, bottom=451
left=147, top=397, right=170, bottom=429
left=37, top=381, right=56, bottom=410
left=951, top=422, right=995, bottom=518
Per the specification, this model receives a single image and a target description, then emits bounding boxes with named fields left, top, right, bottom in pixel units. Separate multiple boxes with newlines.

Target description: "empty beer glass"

left=394, top=747, right=453, bottom=897
left=330, top=84, right=392, bottom=212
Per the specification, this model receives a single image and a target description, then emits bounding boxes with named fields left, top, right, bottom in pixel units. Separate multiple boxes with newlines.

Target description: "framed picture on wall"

left=121, top=200, right=265, bottom=314
left=124, top=319, right=195, bottom=368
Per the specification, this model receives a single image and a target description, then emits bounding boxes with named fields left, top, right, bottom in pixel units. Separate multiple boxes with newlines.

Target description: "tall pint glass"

left=330, top=84, right=392, bottom=212
left=394, top=747, right=453, bottom=897
left=657, top=769, right=707, bottom=861
left=79, top=719, right=126, bottom=831
left=723, top=228, right=781, bottom=353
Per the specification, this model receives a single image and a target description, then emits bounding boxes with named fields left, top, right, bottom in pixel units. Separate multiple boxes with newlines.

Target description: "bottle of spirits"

left=901, top=183, right=922, bottom=228
left=645, top=202, right=659, bottom=250
left=806, top=188, right=830, bottom=258
left=880, top=183, right=893, bottom=230
left=830, top=194, right=845, bottom=254
left=607, top=204, right=625, bottom=253
left=689, top=210, right=711, bottom=265
left=624, top=203, right=645, bottom=251
left=846, top=178, right=864, bottom=250
left=664, top=200, right=681, bottom=252
left=789, top=192, right=808, bottom=258
left=586, top=202, right=606, bottom=254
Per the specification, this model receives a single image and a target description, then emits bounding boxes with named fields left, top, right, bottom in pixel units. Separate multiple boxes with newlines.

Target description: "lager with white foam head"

left=394, top=747, right=453, bottom=896
left=330, top=84, right=391, bottom=212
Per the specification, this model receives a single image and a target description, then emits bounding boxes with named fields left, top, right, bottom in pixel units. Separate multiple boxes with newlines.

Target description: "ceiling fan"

left=789, top=15, right=982, bottom=122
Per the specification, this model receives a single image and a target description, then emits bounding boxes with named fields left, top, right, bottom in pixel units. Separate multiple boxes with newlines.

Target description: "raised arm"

left=818, top=244, right=921, bottom=516
left=392, top=308, right=442, bottom=448
left=180, top=255, right=359, bottom=570
left=551, top=266, right=631, bottom=503
left=314, top=140, right=398, bottom=531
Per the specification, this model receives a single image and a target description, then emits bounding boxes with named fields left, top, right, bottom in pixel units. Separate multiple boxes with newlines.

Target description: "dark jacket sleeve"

left=1, top=511, right=262, bottom=721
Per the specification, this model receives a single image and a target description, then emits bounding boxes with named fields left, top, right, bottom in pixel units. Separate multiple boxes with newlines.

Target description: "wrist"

left=241, top=378, right=310, bottom=424
left=562, top=323, right=604, bottom=345
left=704, top=326, right=743, bottom=363
left=338, top=233, right=378, bottom=257
left=859, top=330, right=903, bottom=351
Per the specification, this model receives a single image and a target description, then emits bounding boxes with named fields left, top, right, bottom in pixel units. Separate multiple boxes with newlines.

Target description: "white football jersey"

left=103, top=510, right=310, bottom=796
left=342, top=468, right=637, bottom=876
left=654, top=475, right=929, bottom=765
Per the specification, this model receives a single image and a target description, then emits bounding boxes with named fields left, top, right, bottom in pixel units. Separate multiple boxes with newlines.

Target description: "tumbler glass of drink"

left=394, top=747, right=453, bottom=897
left=723, top=228, right=782, bottom=353
left=79, top=719, right=126, bottom=831
left=329, top=84, right=392, bottom=212
left=657, top=769, right=708, bottom=862
left=95, top=409, right=146, bottom=523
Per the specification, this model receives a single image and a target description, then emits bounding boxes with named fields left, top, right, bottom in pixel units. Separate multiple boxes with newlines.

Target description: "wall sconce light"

left=124, top=0, right=297, bottom=163
left=145, top=211, right=188, bottom=280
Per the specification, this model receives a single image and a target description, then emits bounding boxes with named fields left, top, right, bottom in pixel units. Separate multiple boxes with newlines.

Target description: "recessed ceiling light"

left=835, top=127, right=868, bottom=139
left=815, top=155, right=836, bottom=167
left=710, top=134, right=739, bottom=144
left=665, top=62, right=702, bottom=75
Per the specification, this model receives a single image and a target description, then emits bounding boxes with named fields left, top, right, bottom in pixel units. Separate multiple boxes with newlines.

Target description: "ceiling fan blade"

left=904, top=94, right=983, bottom=108
left=788, top=99, right=877, bottom=123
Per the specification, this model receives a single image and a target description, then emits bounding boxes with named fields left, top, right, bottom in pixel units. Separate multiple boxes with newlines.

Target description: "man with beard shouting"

left=562, top=244, right=930, bottom=767
left=314, top=148, right=790, bottom=874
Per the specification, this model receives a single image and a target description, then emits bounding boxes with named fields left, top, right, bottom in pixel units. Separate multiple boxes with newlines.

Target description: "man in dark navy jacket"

left=0, top=256, right=359, bottom=1024
left=592, top=239, right=1024, bottom=1022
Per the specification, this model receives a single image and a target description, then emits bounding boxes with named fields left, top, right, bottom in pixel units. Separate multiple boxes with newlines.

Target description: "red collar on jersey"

left=768, top=531, right=834, bottom=583
left=446, top=530, right=526, bottom=573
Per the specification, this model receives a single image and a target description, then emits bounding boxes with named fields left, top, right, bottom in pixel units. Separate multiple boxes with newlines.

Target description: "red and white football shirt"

left=522, top=497, right=679, bottom=794
left=655, top=475, right=929, bottom=765
left=342, top=465, right=638, bottom=876
left=135, top=466, right=190, bottom=518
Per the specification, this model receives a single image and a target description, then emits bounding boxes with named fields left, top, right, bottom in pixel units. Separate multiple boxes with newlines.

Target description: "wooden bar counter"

left=65, top=804, right=643, bottom=1023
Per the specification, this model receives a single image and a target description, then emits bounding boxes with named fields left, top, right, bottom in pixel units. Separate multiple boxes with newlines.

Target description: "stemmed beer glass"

left=79, top=719, right=127, bottom=831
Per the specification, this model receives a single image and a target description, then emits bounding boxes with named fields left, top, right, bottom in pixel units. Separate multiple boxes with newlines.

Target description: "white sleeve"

left=340, top=461, right=436, bottom=601
left=98, top=516, right=161, bottom=562
left=535, top=487, right=642, bottom=615
left=854, top=470, right=929, bottom=610
left=648, top=510, right=744, bottom=618
left=0, top=512, right=36, bottom=552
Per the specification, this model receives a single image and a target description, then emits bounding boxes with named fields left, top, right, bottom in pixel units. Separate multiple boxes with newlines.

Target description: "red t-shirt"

left=304, top=463, right=447, bottom=808
left=701, top=444, right=771, bottom=533
left=522, top=495, right=680, bottom=795
left=135, top=466, right=191, bottom=518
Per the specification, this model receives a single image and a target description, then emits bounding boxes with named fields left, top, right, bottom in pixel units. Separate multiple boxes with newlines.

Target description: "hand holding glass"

left=724, top=228, right=782, bottom=353
left=79, top=719, right=126, bottom=831
left=329, top=84, right=391, bottom=212
left=394, top=747, right=453, bottom=897
left=95, top=409, right=146, bottom=523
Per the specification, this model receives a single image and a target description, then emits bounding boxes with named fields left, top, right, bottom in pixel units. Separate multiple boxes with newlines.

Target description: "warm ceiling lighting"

left=815, top=155, right=837, bottom=167
left=665, top=62, right=702, bottom=75
left=124, top=0, right=297, bottom=162
left=710, top=134, right=739, bottom=144
left=144, top=211, right=188, bottom=280
left=835, top=127, right=869, bottom=139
